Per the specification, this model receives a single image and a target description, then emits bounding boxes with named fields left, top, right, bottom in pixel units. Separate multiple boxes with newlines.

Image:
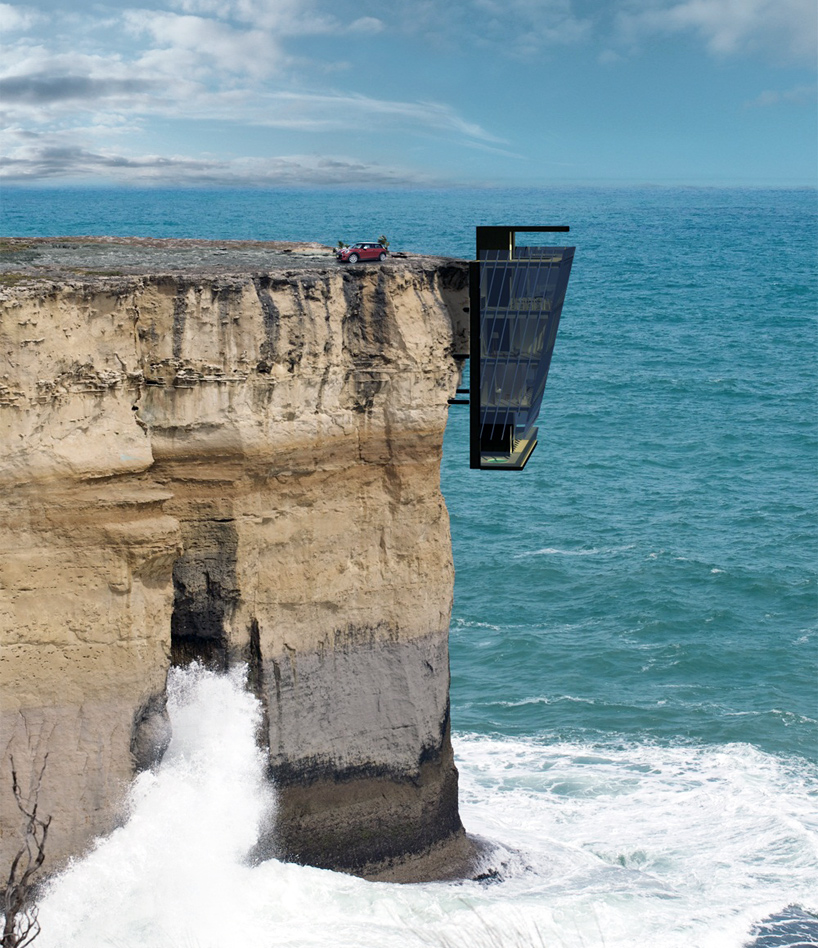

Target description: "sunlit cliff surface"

left=0, top=238, right=471, bottom=882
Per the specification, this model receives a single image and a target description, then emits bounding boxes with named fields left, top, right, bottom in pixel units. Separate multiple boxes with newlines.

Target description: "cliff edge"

left=0, top=238, right=472, bottom=883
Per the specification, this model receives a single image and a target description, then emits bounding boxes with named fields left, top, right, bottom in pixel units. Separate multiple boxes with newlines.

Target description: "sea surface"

left=1, top=186, right=816, bottom=947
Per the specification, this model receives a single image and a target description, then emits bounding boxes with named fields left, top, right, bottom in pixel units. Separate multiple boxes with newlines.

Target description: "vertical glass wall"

left=470, top=229, right=574, bottom=470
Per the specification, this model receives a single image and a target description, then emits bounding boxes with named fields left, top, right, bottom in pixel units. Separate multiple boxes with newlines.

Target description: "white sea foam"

left=32, top=666, right=818, bottom=948
left=456, top=735, right=818, bottom=947
left=451, top=618, right=502, bottom=632
left=494, top=695, right=598, bottom=708
left=513, top=545, right=634, bottom=560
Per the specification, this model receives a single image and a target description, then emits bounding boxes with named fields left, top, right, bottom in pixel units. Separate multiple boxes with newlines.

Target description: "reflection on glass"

left=471, top=230, right=575, bottom=470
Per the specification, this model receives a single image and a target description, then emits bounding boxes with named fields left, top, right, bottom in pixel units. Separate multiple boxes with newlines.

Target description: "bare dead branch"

left=3, top=755, right=51, bottom=948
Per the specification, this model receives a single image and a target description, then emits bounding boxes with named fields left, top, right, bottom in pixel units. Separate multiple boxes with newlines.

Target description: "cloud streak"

left=0, top=138, right=440, bottom=186
left=0, top=73, right=156, bottom=104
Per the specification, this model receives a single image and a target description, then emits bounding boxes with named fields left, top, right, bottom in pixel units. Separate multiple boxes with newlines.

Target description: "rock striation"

left=0, top=239, right=471, bottom=883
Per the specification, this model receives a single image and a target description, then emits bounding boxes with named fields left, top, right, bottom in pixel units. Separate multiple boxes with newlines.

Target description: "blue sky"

left=0, top=0, right=815, bottom=186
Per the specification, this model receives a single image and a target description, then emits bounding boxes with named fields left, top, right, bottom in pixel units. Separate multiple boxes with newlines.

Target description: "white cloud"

left=744, top=83, right=817, bottom=107
left=0, top=10, right=500, bottom=144
left=165, top=0, right=346, bottom=35
left=348, top=17, right=384, bottom=35
left=0, top=2, right=38, bottom=32
left=0, top=0, right=565, bottom=185
left=124, top=10, right=284, bottom=78
left=614, top=0, right=817, bottom=66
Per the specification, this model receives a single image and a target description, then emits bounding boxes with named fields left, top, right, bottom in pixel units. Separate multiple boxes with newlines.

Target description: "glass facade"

left=470, top=228, right=575, bottom=470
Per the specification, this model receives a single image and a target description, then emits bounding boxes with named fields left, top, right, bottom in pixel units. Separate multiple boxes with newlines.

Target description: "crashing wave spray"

left=30, top=665, right=818, bottom=948
left=35, top=664, right=274, bottom=948
left=30, top=666, right=575, bottom=948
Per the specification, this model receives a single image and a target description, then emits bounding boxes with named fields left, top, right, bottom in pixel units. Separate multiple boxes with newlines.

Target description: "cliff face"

left=0, top=242, right=471, bottom=882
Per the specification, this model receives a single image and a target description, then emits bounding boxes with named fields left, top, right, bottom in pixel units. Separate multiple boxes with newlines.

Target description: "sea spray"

left=35, top=664, right=274, bottom=948
left=30, top=664, right=818, bottom=948
left=32, top=665, right=573, bottom=948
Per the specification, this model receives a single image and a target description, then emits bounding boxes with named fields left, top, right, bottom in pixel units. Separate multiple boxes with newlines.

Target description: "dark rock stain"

left=246, top=618, right=271, bottom=751
left=172, top=286, right=187, bottom=360
left=252, top=277, right=280, bottom=363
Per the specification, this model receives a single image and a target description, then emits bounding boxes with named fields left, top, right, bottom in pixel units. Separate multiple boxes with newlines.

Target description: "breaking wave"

left=32, top=666, right=818, bottom=948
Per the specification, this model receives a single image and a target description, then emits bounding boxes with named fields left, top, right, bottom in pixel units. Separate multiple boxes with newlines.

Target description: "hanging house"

left=469, top=226, right=575, bottom=470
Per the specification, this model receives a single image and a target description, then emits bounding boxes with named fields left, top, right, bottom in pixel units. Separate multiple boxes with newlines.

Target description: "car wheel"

left=348, top=252, right=359, bottom=263
left=379, top=252, right=386, bottom=261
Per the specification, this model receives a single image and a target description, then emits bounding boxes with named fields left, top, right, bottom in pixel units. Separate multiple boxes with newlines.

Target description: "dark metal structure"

left=469, top=226, right=575, bottom=470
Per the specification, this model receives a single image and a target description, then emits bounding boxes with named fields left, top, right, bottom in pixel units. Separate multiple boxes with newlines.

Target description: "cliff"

left=0, top=238, right=471, bottom=883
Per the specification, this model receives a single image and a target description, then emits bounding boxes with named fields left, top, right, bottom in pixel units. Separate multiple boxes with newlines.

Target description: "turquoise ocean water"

left=1, top=187, right=816, bottom=947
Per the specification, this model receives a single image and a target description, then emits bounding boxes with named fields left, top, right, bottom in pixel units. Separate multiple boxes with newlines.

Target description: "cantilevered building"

left=470, top=226, right=575, bottom=470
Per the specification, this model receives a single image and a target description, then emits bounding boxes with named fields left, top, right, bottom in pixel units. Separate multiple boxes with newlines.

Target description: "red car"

left=336, top=242, right=388, bottom=264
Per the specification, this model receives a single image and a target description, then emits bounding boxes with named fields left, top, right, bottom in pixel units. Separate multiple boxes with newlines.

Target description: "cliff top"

left=0, top=237, right=463, bottom=289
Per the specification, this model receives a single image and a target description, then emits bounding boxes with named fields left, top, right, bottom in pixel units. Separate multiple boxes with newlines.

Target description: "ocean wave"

left=721, top=708, right=818, bottom=727
left=453, top=733, right=818, bottom=946
left=513, top=544, right=635, bottom=560
left=491, top=695, right=598, bottom=708
left=31, top=668, right=818, bottom=948
left=451, top=618, right=501, bottom=631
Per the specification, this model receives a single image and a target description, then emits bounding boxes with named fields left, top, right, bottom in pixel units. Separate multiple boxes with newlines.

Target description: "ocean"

left=1, top=186, right=816, bottom=947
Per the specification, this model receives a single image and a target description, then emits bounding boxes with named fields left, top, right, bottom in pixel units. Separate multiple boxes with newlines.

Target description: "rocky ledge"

left=0, top=237, right=473, bottom=883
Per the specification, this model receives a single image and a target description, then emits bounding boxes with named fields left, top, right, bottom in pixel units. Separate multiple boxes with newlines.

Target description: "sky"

left=0, top=0, right=815, bottom=187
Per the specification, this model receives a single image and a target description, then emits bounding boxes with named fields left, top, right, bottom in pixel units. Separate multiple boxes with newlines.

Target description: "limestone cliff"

left=0, top=238, right=471, bottom=883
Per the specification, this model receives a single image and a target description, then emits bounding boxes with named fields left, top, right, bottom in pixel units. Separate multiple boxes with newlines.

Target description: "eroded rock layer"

left=0, top=244, right=470, bottom=882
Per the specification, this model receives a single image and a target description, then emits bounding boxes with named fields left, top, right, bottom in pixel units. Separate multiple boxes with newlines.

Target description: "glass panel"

left=475, top=245, right=574, bottom=468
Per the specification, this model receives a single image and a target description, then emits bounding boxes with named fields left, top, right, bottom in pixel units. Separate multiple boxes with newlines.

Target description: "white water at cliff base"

left=34, top=665, right=818, bottom=948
